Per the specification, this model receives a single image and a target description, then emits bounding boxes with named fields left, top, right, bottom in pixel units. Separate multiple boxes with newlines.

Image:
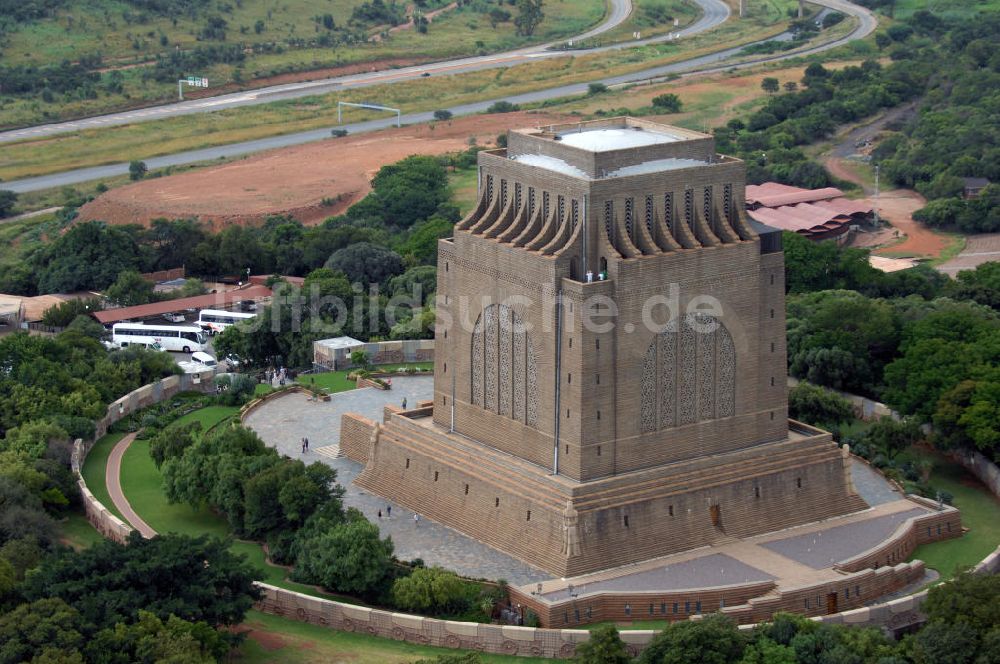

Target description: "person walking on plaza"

left=378, top=509, right=382, bottom=519
left=303, top=437, right=309, bottom=451
left=386, top=505, right=391, bottom=518
left=413, top=513, right=419, bottom=527
left=401, top=397, right=407, bottom=409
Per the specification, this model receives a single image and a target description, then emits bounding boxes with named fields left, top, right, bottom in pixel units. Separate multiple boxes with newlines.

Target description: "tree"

left=761, top=77, right=780, bottom=94
left=291, top=510, right=394, bottom=597
left=83, top=611, right=228, bottom=664
left=0, top=598, right=85, bottom=663
left=23, top=533, right=262, bottom=630
left=392, top=566, right=474, bottom=615
left=33, top=221, right=146, bottom=293
left=639, top=614, right=746, bottom=663
left=325, top=242, right=404, bottom=286
left=433, top=109, right=453, bottom=121
left=41, top=298, right=103, bottom=328
left=350, top=349, right=371, bottom=370
left=783, top=81, right=798, bottom=92
left=0, top=190, right=17, bottom=218
left=575, top=624, right=631, bottom=664
left=651, top=93, right=682, bottom=112
left=488, top=7, right=511, bottom=28
left=513, top=0, right=544, bottom=36
left=788, top=382, right=854, bottom=427
left=922, top=570, right=1000, bottom=633
left=588, top=82, right=608, bottom=95
left=129, top=160, right=148, bottom=180
left=104, top=269, right=156, bottom=307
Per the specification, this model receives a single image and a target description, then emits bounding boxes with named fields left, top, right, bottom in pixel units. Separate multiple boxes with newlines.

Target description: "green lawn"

left=169, top=405, right=241, bottom=433
left=904, top=448, right=1000, bottom=579
left=297, top=363, right=433, bottom=393
left=57, top=512, right=105, bottom=550
left=80, top=432, right=127, bottom=522
left=236, top=610, right=550, bottom=664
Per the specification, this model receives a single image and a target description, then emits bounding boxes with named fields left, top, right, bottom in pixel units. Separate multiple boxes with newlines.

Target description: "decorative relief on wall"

left=640, top=315, right=737, bottom=432
left=659, top=325, right=677, bottom=429
left=471, top=315, right=484, bottom=406
left=470, top=305, right=538, bottom=427
left=717, top=324, right=736, bottom=417
left=528, top=187, right=536, bottom=218
left=500, top=179, right=508, bottom=209
left=697, top=314, right=716, bottom=421
left=678, top=318, right=697, bottom=425
left=571, top=199, right=580, bottom=228
left=557, top=195, right=566, bottom=227
left=484, top=305, right=498, bottom=411
left=724, top=184, right=732, bottom=222
left=498, top=305, right=513, bottom=417
left=486, top=175, right=494, bottom=205
left=645, top=195, right=655, bottom=235
left=514, top=182, right=522, bottom=214
left=664, top=192, right=674, bottom=233
left=641, top=344, right=657, bottom=433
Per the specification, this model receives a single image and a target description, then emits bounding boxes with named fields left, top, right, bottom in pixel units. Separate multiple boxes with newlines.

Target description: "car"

left=164, top=313, right=185, bottom=323
left=191, top=351, right=218, bottom=368
left=420, top=72, right=431, bottom=77
left=224, top=354, right=241, bottom=371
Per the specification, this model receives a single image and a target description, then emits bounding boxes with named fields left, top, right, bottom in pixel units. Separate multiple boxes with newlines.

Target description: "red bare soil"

left=78, top=111, right=569, bottom=230
left=826, top=157, right=947, bottom=258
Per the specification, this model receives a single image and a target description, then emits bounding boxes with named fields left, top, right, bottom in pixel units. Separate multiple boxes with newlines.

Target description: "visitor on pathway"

left=402, top=397, right=407, bottom=409
left=386, top=505, right=392, bottom=518
left=413, top=513, right=420, bottom=527
left=378, top=509, right=383, bottom=519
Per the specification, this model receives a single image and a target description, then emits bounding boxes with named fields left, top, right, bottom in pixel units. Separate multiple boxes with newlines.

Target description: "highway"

left=1, top=0, right=875, bottom=194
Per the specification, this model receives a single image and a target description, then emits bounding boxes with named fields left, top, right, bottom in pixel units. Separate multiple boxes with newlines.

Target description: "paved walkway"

left=106, top=433, right=157, bottom=538
left=244, top=377, right=550, bottom=585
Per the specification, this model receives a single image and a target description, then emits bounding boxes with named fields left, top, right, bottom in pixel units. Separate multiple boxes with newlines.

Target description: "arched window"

left=640, top=314, right=736, bottom=432
left=471, top=304, right=538, bottom=426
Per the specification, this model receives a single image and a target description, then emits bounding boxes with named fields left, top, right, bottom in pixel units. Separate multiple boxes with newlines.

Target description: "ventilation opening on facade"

left=495, top=497, right=500, bottom=507
left=596, top=339, right=600, bottom=350
left=770, top=411, right=775, bottom=420
left=464, top=483, right=469, bottom=495
left=445, top=262, right=449, bottom=272
left=771, top=342, right=775, bottom=352
left=669, top=505, right=674, bottom=517
left=597, top=446, right=601, bottom=457
left=623, top=515, right=629, bottom=528
left=444, top=363, right=447, bottom=373
left=567, top=409, right=570, bottom=418
left=565, top=445, right=569, bottom=455
left=434, top=471, right=439, bottom=482
left=596, top=410, right=601, bottom=420
left=770, top=309, right=775, bottom=318
left=567, top=373, right=572, bottom=384
left=443, top=396, right=447, bottom=406
left=596, top=374, right=600, bottom=384
left=770, top=274, right=775, bottom=285
left=770, top=376, right=775, bottom=386
left=796, top=477, right=802, bottom=489
left=754, top=486, right=761, bottom=499
left=526, top=510, right=531, bottom=521
left=405, top=458, right=410, bottom=469
left=568, top=337, right=572, bottom=349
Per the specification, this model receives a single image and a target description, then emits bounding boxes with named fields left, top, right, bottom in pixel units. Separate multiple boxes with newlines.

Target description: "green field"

left=0, top=0, right=606, bottom=128
left=890, top=0, right=1000, bottom=18
left=169, top=404, right=240, bottom=432
left=298, top=363, right=433, bottom=393
left=57, top=512, right=105, bottom=550
left=0, top=0, right=807, bottom=181
left=80, top=432, right=127, bottom=522
left=904, top=448, right=1000, bottom=579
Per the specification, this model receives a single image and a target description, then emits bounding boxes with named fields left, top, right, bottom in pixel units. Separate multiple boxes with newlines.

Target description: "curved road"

left=3, top=0, right=875, bottom=194
left=0, top=0, right=733, bottom=145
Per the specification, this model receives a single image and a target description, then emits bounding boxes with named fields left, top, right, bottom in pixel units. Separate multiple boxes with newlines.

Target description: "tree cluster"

left=783, top=236, right=1000, bottom=462
left=871, top=13, right=1000, bottom=232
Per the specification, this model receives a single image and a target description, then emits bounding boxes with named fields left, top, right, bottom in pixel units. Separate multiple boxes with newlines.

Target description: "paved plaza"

left=245, top=376, right=919, bottom=594
left=244, top=376, right=550, bottom=585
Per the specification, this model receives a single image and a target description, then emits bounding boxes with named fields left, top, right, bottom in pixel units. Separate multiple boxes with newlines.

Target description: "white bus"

left=111, top=323, right=208, bottom=353
left=197, top=308, right=256, bottom=334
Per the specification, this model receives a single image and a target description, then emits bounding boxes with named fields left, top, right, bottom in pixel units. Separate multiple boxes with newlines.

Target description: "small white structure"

left=314, top=336, right=366, bottom=368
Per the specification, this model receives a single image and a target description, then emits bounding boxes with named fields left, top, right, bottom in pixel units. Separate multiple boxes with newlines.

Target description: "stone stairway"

left=312, top=444, right=340, bottom=459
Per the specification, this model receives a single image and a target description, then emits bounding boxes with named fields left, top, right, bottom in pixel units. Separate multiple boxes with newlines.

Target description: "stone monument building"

left=353, top=117, right=868, bottom=578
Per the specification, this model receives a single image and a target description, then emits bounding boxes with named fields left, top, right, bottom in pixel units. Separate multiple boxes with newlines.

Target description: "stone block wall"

left=341, top=413, right=378, bottom=463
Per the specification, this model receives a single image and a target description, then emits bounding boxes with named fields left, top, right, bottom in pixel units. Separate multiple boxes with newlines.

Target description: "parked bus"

left=111, top=323, right=208, bottom=353
left=197, top=308, right=256, bottom=334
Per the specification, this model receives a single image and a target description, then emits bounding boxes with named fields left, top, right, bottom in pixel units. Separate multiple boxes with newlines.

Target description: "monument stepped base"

left=346, top=409, right=869, bottom=578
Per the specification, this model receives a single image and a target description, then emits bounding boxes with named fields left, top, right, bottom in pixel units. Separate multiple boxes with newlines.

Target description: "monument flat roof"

left=556, top=126, right=683, bottom=151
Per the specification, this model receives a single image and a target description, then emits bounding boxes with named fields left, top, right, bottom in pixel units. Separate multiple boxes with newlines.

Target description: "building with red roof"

left=745, top=183, right=872, bottom=241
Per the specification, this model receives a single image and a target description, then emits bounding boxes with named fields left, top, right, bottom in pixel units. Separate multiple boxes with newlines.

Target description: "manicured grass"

left=586, top=619, right=669, bottom=631
left=903, top=448, right=1000, bottom=579
left=236, top=610, right=551, bottom=664
left=57, top=512, right=105, bottom=550
left=80, top=432, right=127, bottom=522
left=120, top=437, right=231, bottom=538
left=297, top=363, right=432, bottom=393
left=254, top=383, right=275, bottom=396
left=170, top=405, right=241, bottom=432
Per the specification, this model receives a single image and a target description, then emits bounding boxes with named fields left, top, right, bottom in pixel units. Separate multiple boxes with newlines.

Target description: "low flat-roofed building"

left=746, top=182, right=872, bottom=241
left=93, top=284, right=272, bottom=326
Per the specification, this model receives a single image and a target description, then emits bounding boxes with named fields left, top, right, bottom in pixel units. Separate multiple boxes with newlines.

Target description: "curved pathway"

left=2, top=0, right=877, bottom=194
left=106, top=433, right=157, bottom=538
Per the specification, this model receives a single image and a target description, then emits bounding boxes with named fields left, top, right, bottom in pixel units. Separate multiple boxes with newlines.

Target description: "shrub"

left=651, top=93, right=682, bottom=112
left=433, top=109, right=453, bottom=121
left=487, top=100, right=520, bottom=113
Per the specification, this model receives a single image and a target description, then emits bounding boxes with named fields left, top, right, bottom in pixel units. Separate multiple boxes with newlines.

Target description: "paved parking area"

left=244, top=376, right=550, bottom=585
